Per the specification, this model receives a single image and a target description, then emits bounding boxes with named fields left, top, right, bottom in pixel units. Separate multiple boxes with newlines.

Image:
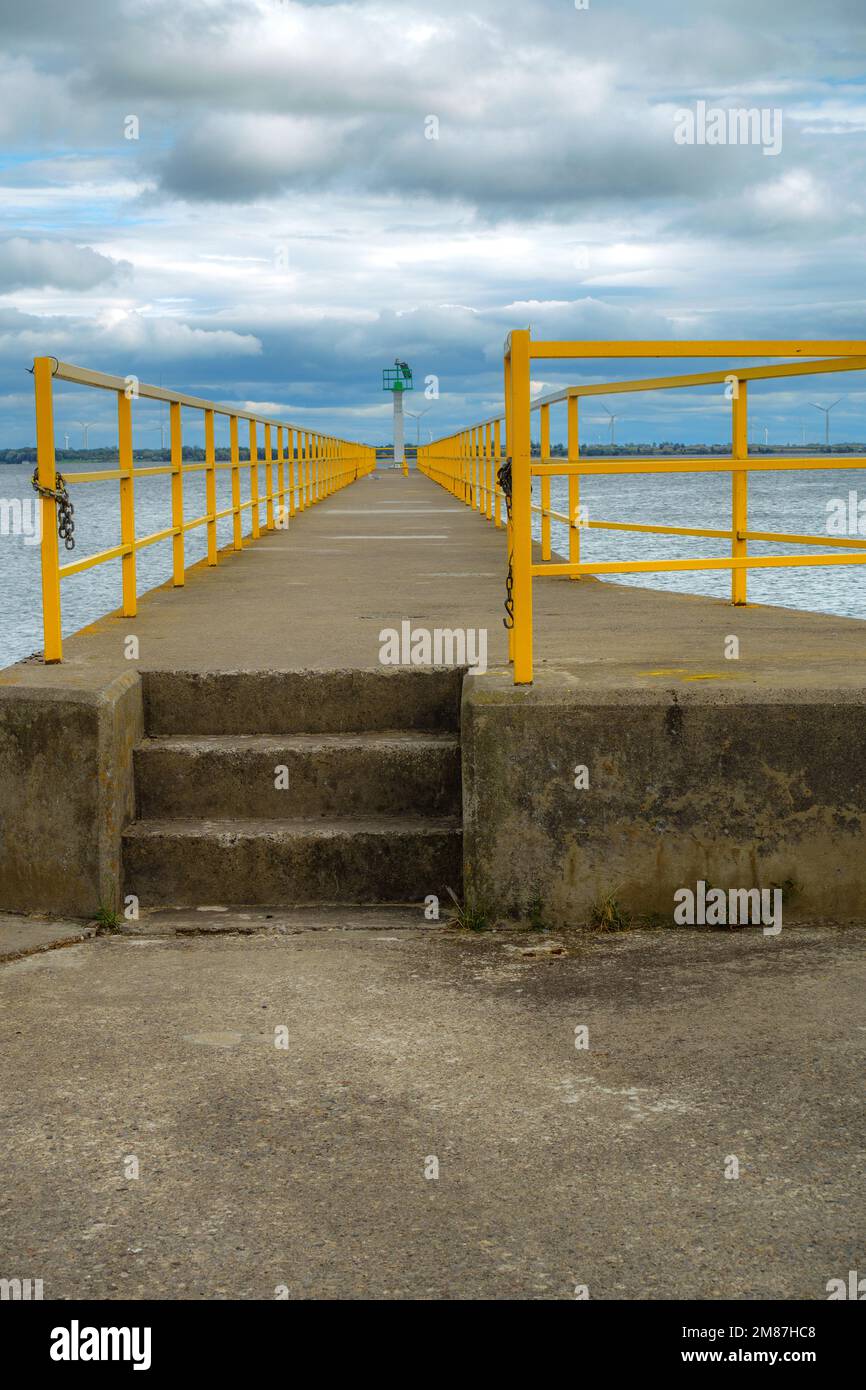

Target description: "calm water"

left=1, top=460, right=865, bottom=668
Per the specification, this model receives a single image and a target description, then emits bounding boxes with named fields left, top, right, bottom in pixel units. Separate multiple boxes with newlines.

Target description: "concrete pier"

left=2, top=469, right=866, bottom=921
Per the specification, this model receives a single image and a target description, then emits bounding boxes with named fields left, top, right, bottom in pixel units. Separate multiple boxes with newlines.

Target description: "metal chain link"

left=31, top=468, right=75, bottom=550
left=497, top=456, right=514, bottom=630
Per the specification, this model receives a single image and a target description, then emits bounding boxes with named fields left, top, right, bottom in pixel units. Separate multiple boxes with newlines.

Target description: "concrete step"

left=134, top=732, right=461, bottom=819
left=123, top=817, right=463, bottom=907
left=121, top=905, right=439, bottom=936
left=142, top=667, right=464, bottom=735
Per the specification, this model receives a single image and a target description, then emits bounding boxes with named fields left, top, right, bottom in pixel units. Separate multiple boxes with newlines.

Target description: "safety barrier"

left=31, top=358, right=376, bottom=661
left=418, top=336, right=866, bottom=683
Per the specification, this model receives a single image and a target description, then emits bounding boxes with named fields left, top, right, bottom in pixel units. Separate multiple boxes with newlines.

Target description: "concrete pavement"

left=0, top=917, right=862, bottom=1300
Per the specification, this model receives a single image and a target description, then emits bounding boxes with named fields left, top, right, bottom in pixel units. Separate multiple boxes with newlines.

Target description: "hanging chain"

left=31, top=468, right=75, bottom=550
left=497, top=455, right=514, bottom=630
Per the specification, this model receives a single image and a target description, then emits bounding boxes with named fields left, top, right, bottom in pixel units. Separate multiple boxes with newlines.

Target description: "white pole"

left=393, top=390, right=405, bottom=471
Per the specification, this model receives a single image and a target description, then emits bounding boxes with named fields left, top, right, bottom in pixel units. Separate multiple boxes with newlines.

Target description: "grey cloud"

left=0, top=239, right=131, bottom=292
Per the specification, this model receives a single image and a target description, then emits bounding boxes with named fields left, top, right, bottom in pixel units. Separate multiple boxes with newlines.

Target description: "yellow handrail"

left=418, top=336, right=866, bottom=683
left=33, top=358, right=376, bottom=662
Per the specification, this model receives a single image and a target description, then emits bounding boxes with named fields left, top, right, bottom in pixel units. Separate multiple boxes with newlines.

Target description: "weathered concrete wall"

left=0, top=669, right=142, bottom=916
left=462, top=670, right=866, bottom=925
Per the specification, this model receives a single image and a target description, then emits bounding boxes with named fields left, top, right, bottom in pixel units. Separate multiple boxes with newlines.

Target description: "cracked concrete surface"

left=0, top=919, right=862, bottom=1300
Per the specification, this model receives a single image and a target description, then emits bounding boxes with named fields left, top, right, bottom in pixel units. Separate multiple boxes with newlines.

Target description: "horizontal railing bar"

left=742, top=529, right=866, bottom=549
left=64, top=461, right=314, bottom=484
left=526, top=339, right=866, bottom=360
left=64, top=470, right=127, bottom=483
left=532, top=553, right=866, bottom=577
left=134, top=526, right=177, bottom=552
left=531, top=456, right=866, bottom=476
left=59, top=543, right=132, bottom=577
left=528, top=510, right=866, bottom=549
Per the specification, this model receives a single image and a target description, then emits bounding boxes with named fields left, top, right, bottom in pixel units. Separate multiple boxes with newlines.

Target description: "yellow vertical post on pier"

left=485, top=423, right=493, bottom=519
left=504, top=350, right=514, bottom=663
left=540, top=402, right=551, bottom=561
left=264, top=423, right=274, bottom=530
left=249, top=421, right=260, bottom=538
left=493, top=418, right=502, bottom=528
left=732, top=379, right=748, bottom=605
left=169, top=400, right=183, bottom=586
left=230, top=415, right=242, bottom=550
left=509, top=329, right=533, bottom=684
left=276, top=426, right=286, bottom=526
left=568, top=394, right=580, bottom=577
left=205, top=408, right=217, bottom=565
left=33, top=357, right=62, bottom=662
left=118, top=388, right=138, bottom=611
left=287, top=427, right=296, bottom=516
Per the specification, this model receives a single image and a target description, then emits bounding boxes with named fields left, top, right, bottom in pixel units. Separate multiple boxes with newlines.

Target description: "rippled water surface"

left=1, top=460, right=865, bottom=669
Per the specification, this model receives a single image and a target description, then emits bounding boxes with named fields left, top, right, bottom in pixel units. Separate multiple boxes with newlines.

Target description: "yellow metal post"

left=509, top=330, right=533, bottom=683
left=264, top=423, right=274, bottom=530
left=504, top=352, right=514, bottom=662
left=540, top=402, right=551, bottom=560
left=170, top=399, right=183, bottom=586
left=249, top=421, right=260, bottom=538
left=485, top=423, right=493, bottom=519
left=205, top=408, right=217, bottom=565
left=276, top=426, right=285, bottom=525
left=468, top=429, right=474, bottom=505
left=230, top=415, right=242, bottom=550
left=118, top=389, right=138, bottom=610
left=568, top=395, right=580, bottom=577
left=493, top=419, right=502, bottom=528
left=34, top=358, right=63, bottom=661
left=732, top=379, right=748, bottom=604
left=288, top=427, right=296, bottom=516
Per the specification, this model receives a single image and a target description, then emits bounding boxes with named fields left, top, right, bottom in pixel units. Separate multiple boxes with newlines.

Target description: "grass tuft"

left=588, top=889, right=631, bottom=932
left=445, top=886, right=490, bottom=932
left=93, top=904, right=122, bottom=933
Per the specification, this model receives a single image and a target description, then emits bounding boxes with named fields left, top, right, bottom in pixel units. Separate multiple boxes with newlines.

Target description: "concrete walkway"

left=4, top=468, right=866, bottom=690
left=0, top=918, right=862, bottom=1300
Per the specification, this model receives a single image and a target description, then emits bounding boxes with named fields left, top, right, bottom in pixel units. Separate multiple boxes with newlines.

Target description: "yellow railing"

left=32, top=358, right=376, bottom=662
left=418, top=336, right=866, bottom=683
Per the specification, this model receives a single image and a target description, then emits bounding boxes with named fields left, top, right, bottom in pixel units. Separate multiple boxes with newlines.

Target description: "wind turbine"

left=810, top=396, right=845, bottom=447
left=74, top=421, right=99, bottom=449
left=405, top=404, right=433, bottom=446
left=144, top=421, right=169, bottom=452
left=598, top=404, right=617, bottom=446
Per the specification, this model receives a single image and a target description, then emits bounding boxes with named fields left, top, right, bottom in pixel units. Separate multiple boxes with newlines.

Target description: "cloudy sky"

left=2, top=0, right=866, bottom=446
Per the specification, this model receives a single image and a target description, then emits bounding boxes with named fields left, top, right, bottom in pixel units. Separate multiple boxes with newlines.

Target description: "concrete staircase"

left=123, top=669, right=463, bottom=908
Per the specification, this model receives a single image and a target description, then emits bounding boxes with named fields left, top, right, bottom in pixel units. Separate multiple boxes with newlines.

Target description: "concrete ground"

left=5, top=469, right=866, bottom=691
left=0, top=916, right=863, bottom=1301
